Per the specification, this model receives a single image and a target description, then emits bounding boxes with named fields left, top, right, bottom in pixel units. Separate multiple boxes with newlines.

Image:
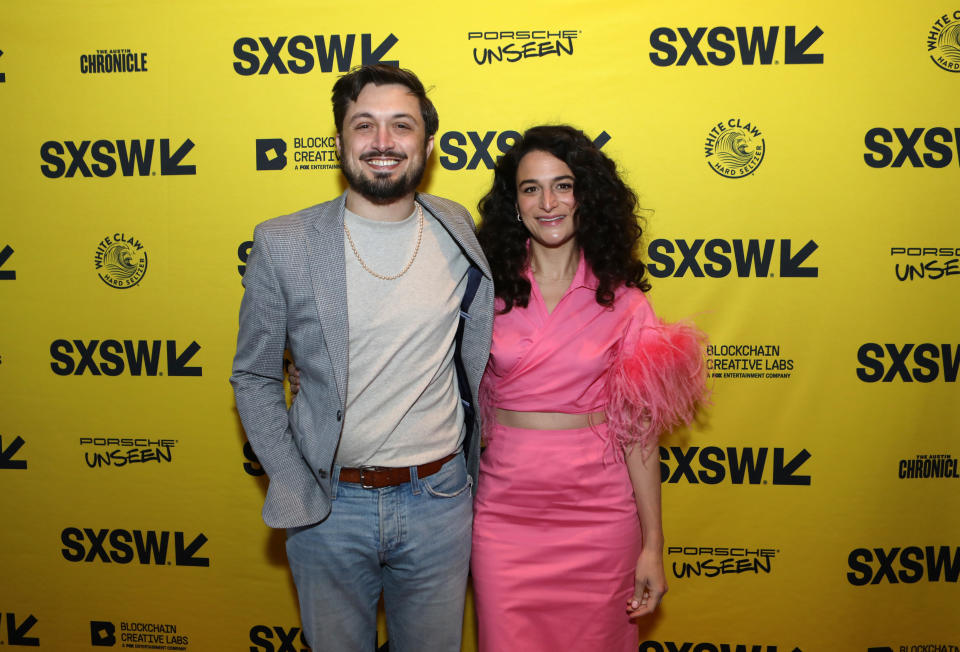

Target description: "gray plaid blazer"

left=231, top=192, right=493, bottom=529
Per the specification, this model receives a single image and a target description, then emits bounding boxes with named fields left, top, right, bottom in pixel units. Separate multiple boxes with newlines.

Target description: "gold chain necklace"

left=344, top=202, right=424, bottom=280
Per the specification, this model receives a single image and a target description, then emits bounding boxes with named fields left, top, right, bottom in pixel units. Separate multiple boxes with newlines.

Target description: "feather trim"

left=606, top=320, right=709, bottom=452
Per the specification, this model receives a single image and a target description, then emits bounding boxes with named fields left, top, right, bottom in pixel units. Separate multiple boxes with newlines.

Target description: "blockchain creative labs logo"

left=667, top=545, right=779, bottom=580
left=707, top=343, right=795, bottom=380
left=80, top=48, right=148, bottom=74
left=704, top=118, right=765, bottom=178
left=91, top=619, right=190, bottom=650
left=899, top=453, right=960, bottom=480
left=256, top=136, right=339, bottom=172
left=80, top=436, right=177, bottom=469
left=928, top=10, right=960, bottom=71
left=868, top=644, right=960, bottom=652
left=890, top=246, right=960, bottom=282
left=94, top=233, right=147, bottom=289
left=468, top=29, right=581, bottom=65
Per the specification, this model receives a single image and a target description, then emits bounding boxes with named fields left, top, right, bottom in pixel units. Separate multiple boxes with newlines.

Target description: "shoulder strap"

left=454, top=266, right=483, bottom=456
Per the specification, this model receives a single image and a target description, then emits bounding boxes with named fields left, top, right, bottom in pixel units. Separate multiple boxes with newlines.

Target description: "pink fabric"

left=472, top=423, right=641, bottom=652
left=473, top=256, right=708, bottom=649
left=483, top=253, right=708, bottom=448
left=606, top=320, right=709, bottom=452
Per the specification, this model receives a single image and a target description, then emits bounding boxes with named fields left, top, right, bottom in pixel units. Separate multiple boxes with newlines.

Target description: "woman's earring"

left=516, top=208, right=522, bottom=222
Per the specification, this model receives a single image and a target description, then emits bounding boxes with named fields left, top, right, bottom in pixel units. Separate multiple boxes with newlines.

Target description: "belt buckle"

left=359, top=466, right=381, bottom=489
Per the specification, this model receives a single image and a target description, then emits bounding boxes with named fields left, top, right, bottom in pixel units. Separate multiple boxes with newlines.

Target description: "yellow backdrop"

left=1, top=1, right=958, bottom=650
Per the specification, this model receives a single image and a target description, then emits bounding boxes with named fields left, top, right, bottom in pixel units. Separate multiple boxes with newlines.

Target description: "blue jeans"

left=286, top=454, right=473, bottom=652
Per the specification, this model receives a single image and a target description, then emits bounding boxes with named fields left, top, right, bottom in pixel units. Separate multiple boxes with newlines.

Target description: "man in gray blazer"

left=231, top=65, right=493, bottom=651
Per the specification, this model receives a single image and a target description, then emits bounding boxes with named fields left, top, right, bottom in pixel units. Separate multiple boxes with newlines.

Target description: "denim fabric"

left=286, top=454, right=473, bottom=652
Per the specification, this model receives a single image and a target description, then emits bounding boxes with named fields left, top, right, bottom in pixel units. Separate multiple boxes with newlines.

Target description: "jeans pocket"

left=421, top=459, right=472, bottom=498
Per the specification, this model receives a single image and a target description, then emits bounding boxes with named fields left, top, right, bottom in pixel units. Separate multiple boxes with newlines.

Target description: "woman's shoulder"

left=613, top=283, right=654, bottom=316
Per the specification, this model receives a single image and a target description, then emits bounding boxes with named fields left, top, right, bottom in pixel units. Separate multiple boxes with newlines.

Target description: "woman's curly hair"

left=477, top=124, right=651, bottom=312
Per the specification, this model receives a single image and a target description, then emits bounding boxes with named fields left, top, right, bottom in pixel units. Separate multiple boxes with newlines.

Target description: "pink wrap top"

left=481, top=254, right=707, bottom=451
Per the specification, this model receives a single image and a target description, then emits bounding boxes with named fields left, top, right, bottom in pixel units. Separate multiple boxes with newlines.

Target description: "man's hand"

left=287, top=361, right=301, bottom=395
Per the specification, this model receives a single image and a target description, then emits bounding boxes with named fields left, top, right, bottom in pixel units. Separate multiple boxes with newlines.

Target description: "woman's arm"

left=624, top=444, right=667, bottom=618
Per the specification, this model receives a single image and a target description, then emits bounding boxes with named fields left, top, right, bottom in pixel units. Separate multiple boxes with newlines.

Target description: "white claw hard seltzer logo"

left=94, top=233, right=147, bottom=289
left=928, top=10, right=960, bottom=72
left=704, top=118, right=765, bottom=178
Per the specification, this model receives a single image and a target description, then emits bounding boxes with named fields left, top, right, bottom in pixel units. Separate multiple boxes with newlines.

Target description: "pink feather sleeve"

left=605, top=317, right=709, bottom=453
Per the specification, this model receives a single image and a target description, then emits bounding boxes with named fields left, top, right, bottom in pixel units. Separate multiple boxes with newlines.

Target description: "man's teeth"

left=367, top=159, right=399, bottom=167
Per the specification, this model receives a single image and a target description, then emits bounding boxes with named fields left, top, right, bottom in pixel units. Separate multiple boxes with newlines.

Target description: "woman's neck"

left=528, top=240, right=579, bottom=281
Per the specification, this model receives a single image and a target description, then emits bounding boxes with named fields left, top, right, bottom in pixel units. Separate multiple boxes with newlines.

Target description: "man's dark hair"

left=331, top=64, right=439, bottom=139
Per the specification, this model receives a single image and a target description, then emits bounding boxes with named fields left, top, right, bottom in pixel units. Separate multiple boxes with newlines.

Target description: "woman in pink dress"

left=472, top=125, right=707, bottom=651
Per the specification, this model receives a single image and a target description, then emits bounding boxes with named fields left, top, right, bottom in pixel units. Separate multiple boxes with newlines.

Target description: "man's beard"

left=341, top=149, right=427, bottom=205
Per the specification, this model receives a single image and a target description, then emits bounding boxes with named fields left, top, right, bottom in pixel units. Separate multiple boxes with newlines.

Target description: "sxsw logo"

left=233, top=33, right=398, bottom=75
left=640, top=643, right=801, bottom=652
left=40, top=138, right=196, bottom=178
left=249, top=625, right=310, bottom=652
left=50, top=339, right=202, bottom=376
left=660, top=446, right=811, bottom=485
left=238, top=240, right=253, bottom=276
left=438, top=130, right=610, bottom=171
left=1, top=613, right=38, bottom=647
left=847, top=546, right=960, bottom=585
left=0, top=435, right=27, bottom=469
left=0, top=47, right=5, bottom=83
left=646, top=239, right=818, bottom=278
left=91, top=621, right=116, bottom=646
left=256, top=139, right=287, bottom=170
left=0, top=245, right=16, bottom=279
left=856, top=343, right=960, bottom=382
left=864, top=127, right=960, bottom=168
left=61, top=528, right=209, bottom=566
left=243, top=440, right=265, bottom=476
left=649, top=25, right=823, bottom=66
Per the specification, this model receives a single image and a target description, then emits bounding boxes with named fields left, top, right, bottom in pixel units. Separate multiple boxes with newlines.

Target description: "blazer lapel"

left=417, top=194, right=491, bottom=278
left=305, top=193, right=349, bottom=404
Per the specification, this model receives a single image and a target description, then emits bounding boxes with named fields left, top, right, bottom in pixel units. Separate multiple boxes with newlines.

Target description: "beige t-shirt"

left=337, top=204, right=469, bottom=467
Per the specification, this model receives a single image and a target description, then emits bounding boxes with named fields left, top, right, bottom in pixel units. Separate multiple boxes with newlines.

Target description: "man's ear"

left=425, top=134, right=434, bottom=159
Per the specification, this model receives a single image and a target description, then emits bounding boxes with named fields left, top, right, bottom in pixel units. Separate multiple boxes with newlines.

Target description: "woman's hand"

left=286, top=361, right=301, bottom=395
left=626, top=548, right=667, bottom=618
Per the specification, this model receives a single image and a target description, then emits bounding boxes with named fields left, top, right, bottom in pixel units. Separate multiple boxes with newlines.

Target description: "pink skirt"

left=471, top=423, right=642, bottom=652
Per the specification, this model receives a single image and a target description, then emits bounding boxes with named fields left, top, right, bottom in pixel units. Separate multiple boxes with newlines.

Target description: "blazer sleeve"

left=230, top=225, right=317, bottom=507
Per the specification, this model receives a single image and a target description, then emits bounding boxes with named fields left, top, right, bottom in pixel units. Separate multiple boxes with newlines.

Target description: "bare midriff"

left=495, top=408, right=606, bottom=430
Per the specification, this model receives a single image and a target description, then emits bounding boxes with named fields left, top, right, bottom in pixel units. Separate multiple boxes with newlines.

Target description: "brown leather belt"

left=339, top=452, right=458, bottom=489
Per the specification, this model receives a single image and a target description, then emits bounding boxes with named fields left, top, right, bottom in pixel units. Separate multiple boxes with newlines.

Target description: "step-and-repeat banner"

left=1, top=1, right=957, bottom=650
